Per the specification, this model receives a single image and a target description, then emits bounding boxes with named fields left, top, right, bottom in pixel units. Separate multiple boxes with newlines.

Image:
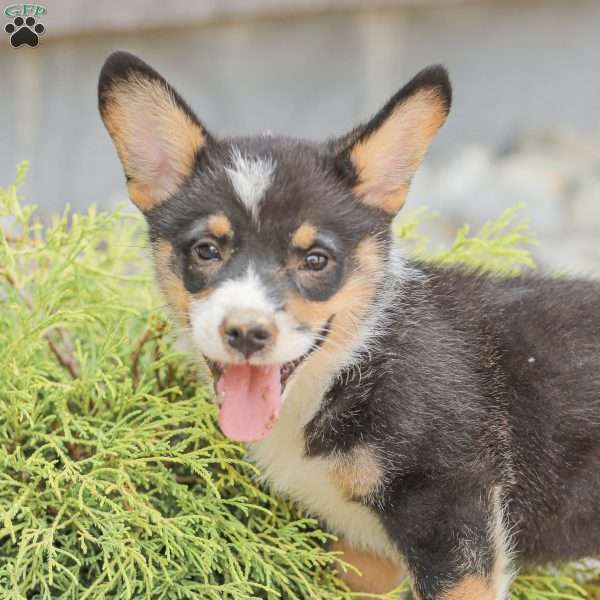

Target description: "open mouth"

left=207, top=351, right=309, bottom=395
left=204, top=318, right=332, bottom=443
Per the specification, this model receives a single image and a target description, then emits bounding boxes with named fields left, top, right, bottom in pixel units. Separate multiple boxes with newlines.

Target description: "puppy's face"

left=98, top=52, right=451, bottom=442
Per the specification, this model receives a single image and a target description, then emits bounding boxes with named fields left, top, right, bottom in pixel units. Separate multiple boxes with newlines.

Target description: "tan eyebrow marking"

left=207, top=213, right=233, bottom=238
left=291, top=222, right=317, bottom=249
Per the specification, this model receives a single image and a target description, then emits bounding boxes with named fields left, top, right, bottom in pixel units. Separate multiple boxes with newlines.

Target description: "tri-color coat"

left=98, top=51, right=600, bottom=599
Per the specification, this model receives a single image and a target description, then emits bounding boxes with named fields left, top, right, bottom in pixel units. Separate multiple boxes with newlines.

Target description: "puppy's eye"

left=192, top=241, right=222, bottom=262
left=303, top=250, right=328, bottom=271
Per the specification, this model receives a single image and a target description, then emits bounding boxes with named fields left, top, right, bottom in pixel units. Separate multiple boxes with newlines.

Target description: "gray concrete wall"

left=1, top=0, right=599, bottom=271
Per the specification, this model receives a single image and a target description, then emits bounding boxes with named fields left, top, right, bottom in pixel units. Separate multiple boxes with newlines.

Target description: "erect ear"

left=98, top=51, right=209, bottom=212
left=334, top=65, right=451, bottom=216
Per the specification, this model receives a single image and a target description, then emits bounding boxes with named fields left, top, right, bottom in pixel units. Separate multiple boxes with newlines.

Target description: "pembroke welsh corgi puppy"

left=99, top=51, right=600, bottom=599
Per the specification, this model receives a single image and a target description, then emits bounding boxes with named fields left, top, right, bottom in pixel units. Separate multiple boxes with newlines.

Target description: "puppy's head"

left=98, top=51, right=450, bottom=442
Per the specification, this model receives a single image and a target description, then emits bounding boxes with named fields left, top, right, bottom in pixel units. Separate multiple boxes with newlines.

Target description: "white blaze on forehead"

left=189, top=264, right=312, bottom=365
left=225, top=147, right=275, bottom=225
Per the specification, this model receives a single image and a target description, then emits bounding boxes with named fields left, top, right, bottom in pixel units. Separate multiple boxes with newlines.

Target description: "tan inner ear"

left=351, top=88, right=447, bottom=215
left=102, top=75, right=205, bottom=211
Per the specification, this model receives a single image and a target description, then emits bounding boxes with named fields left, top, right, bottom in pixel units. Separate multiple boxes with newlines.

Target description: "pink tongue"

left=217, top=364, right=282, bottom=442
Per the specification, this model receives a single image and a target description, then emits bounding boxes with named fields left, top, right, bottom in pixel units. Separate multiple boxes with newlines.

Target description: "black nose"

left=224, top=322, right=273, bottom=358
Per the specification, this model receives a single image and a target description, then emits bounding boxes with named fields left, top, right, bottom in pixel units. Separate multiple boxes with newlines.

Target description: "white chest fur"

left=249, top=373, right=398, bottom=561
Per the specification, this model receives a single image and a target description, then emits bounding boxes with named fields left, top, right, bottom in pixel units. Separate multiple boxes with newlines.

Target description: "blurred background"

left=1, top=0, right=599, bottom=273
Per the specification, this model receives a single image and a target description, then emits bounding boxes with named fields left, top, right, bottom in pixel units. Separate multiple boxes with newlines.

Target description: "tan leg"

left=331, top=539, right=407, bottom=596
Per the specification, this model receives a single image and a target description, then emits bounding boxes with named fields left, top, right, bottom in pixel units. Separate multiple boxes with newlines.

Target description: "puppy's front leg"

left=387, top=484, right=513, bottom=600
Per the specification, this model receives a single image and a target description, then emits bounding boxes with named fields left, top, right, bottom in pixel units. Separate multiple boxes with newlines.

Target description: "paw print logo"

left=5, top=16, right=45, bottom=48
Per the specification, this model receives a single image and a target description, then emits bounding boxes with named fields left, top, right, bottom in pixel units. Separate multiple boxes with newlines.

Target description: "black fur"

left=307, top=264, right=600, bottom=596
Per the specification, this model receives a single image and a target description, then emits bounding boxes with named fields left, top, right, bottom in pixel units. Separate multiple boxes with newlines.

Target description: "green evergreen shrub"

left=1, top=162, right=598, bottom=599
